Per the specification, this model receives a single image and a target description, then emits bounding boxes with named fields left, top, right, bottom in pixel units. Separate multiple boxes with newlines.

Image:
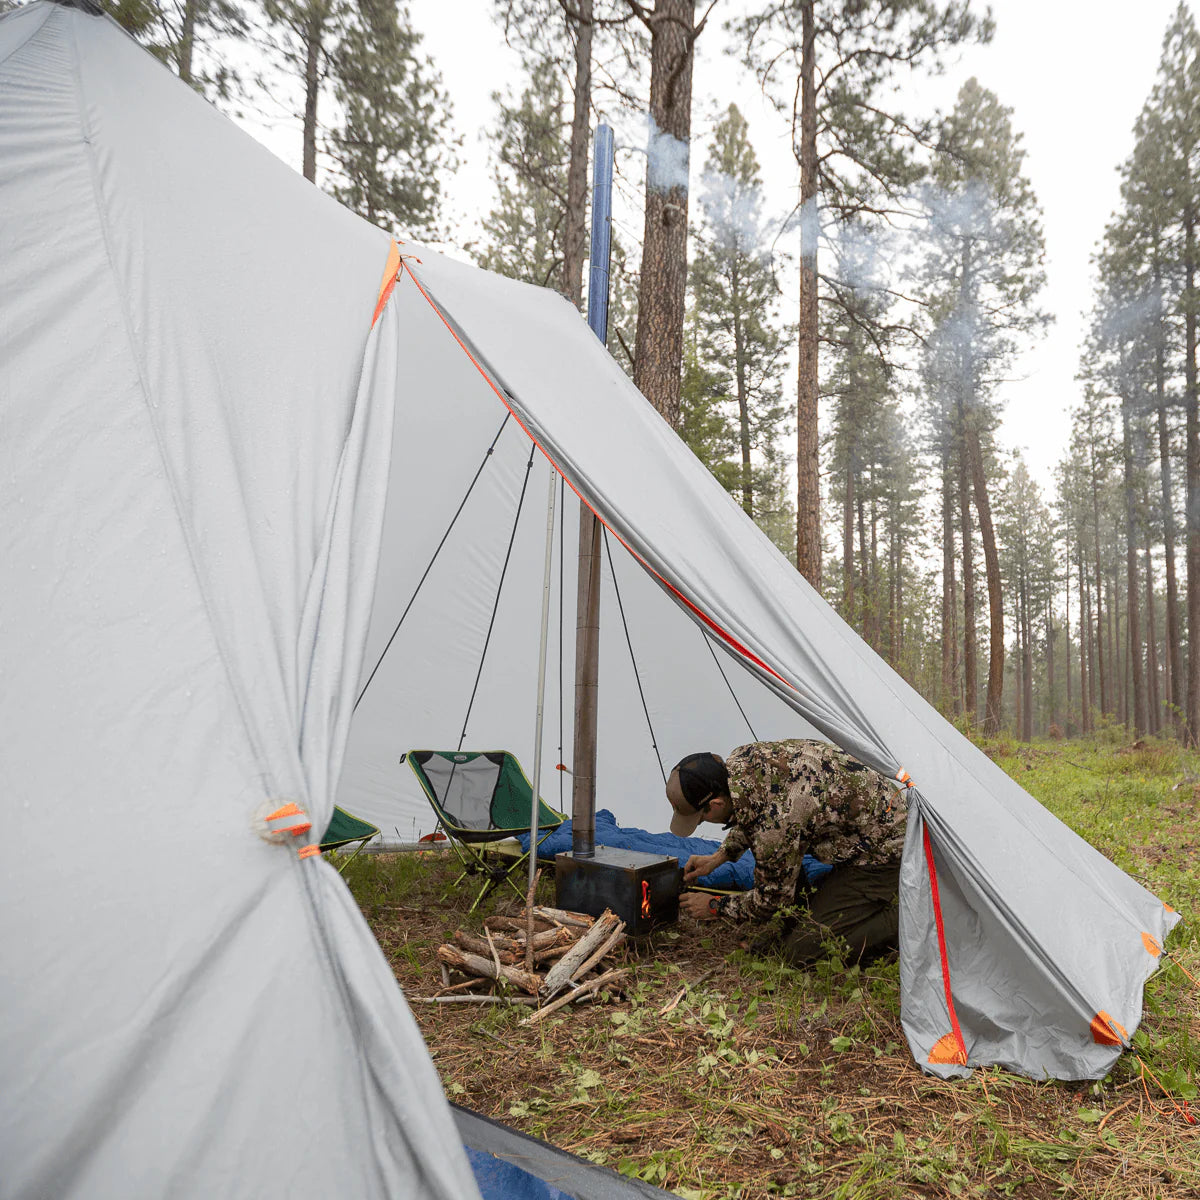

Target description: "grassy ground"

left=338, top=736, right=1200, bottom=1199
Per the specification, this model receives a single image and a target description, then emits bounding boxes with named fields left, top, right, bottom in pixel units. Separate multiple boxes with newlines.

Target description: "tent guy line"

left=354, top=410, right=512, bottom=713
left=393, top=254, right=802, bottom=702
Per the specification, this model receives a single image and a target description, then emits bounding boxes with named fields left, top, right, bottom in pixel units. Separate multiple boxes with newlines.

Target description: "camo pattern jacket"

left=717, top=740, right=906, bottom=923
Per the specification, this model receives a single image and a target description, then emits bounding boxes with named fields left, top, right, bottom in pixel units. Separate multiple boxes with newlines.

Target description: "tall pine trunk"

left=941, top=432, right=956, bottom=710
left=966, top=422, right=1004, bottom=734
left=733, top=288, right=754, bottom=515
left=562, top=0, right=593, bottom=308
left=1144, top=533, right=1161, bottom=735
left=957, top=434, right=977, bottom=720
left=844, top=453, right=856, bottom=624
left=1080, top=543, right=1093, bottom=734
left=794, top=0, right=821, bottom=587
left=1047, top=595, right=1056, bottom=736
left=1185, top=209, right=1200, bottom=744
left=634, top=0, right=696, bottom=430
left=1121, top=394, right=1147, bottom=735
left=301, top=3, right=326, bottom=183
left=1153, top=257, right=1182, bottom=731
left=1065, top=536, right=1074, bottom=734
left=178, top=0, right=198, bottom=84
left=1091, top=456, right=1107, bottom=719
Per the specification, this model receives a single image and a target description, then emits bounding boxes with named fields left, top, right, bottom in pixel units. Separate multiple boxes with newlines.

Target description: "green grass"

left=344, top=736, right=1200, bottom=1199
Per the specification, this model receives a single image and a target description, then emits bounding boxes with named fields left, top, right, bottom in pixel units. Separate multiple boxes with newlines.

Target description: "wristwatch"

left=707, top=895, right=723, bottom=917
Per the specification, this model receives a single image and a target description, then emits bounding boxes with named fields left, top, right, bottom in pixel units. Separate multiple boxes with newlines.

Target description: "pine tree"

left=627, top=0, right=711, bottom=429
left=475, top=60, right=570, bottom=286
left=100, top=0, right=246, bottom=98
left=918, top=78, right=1049, bottom=734
left=1146, top=4, right=1200, bottom=740
left=325, top=0, right=451, bottom=238
left=731, top=0, right=992, bottom=589
left=261, top=0, right=342, bottom=183
left=690, top=105, right=790, bottom=521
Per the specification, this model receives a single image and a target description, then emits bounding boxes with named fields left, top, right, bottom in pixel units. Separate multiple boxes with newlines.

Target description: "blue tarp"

left=518, top=809, right=831, bottom=889
left=465, top=1146, right=573, bottom=1200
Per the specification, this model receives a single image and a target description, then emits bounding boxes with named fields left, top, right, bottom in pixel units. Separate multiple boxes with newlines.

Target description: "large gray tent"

left=0, top=4, right=1183, bottom=1196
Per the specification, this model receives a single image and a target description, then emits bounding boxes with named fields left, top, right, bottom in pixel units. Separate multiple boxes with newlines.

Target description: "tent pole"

left=571, top=123, right=614, bottom=858
left=528, top=461, right=558, bottom=893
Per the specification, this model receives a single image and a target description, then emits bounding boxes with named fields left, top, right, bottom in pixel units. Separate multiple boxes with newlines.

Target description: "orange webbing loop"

left=895, top=768, right=914, bottom=788
left=264, top=802, right=312, bottom=838
left=298, top=844, right=322, bottom=860
left=371, top=240, right=403, bottom=329
left=1137, top=1056, right=1197, bottom=1125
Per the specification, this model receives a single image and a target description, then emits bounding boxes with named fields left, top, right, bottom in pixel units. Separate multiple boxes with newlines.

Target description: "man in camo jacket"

left=665, top=739, right=907, bottom=965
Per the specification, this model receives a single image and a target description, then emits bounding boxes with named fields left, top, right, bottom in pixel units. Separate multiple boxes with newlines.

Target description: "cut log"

left=415, top=994, right=539, bottom=1007
left=485, top=915, right=555, bottom=936
left=569, top=920, right=626, bottom=983
left=454, top=932, right=520, bottom=963
left=522, top=968, right=630, bottom=1026
left=529, top=905, right=594, bottom=929
left=436, top=945, right=541, bottom=995
left=541, top=910, right=619, bottom=997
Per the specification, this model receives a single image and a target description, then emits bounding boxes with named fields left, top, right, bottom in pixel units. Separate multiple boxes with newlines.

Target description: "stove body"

left=554, top=846, right=680, bottom=935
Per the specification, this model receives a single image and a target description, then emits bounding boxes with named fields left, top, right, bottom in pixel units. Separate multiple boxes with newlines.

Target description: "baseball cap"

left=666, top=752, right=728, bottom=837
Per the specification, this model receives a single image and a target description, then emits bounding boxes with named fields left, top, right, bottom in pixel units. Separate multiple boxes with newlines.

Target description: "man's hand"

left=679, top=891, right=719, bottom=921
left=682, top=849, right=729, bottom=884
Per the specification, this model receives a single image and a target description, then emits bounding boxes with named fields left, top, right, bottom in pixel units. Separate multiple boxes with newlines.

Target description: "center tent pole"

left=571, top=122, right=614, bottom=859
left=527, top=459, right=558, bottom=893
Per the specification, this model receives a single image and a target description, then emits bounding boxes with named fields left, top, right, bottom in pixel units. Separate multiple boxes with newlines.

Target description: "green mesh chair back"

left=320, top=806, right=379, bottom=851
left=407, top=750, right=564, bottom=842
left=316, top=805, right=379, bottom=873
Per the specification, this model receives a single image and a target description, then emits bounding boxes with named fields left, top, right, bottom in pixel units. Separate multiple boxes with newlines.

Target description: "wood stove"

left=554, top=846, right=681, bottom=935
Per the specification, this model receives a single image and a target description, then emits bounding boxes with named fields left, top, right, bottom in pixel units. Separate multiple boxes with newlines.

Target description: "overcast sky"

left=255, top=1, right=1199, bottom=494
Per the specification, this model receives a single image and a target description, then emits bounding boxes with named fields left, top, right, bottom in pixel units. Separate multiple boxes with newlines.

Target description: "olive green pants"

left=777, top=861, right=901, bottom=966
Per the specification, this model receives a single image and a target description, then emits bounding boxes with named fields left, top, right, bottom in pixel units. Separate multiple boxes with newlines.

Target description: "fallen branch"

left=569, top=919, right=626, bottom=984
left=658, top=965, right=721, bottom=1016
left=436, top=945, right=541, bottom=995
left=435, top=977, right=487, bottom=997
left=414, top=994, right=539, bottom=1006
left=529, top=905, right=594, bottom=929
left=484, top=926, right=504, bottom=981
left=542, top=910, right=620, bottom=997
left=485, top=915, right=554, bottom=936
left=522, top=968, right=630, bottom=1026
left=455, top=931, right=519, bottom=963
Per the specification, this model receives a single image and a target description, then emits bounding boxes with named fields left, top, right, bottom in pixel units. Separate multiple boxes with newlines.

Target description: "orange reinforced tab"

left=928, top=1032, right=968, bottom=1066
left=1142, top=932, right=1162, bottom=957
left=371, top=240, right=403, bottom=328
left=1090, top=1011, right=1128, bottom=1047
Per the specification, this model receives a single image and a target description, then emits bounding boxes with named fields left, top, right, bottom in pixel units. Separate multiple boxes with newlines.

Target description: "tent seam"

left=64, top=7, right=276, bottom=797
left=0, top=0, right=55, bottom=69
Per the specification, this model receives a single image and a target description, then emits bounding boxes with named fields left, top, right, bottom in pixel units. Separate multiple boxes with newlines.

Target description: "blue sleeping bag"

left=518, top=809, right=831, bottom=889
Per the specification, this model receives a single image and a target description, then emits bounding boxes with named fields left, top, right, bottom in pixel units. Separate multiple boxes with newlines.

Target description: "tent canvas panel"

left=1, top=8, right=480, bottom=1197
left=342, top=250, right=1178, bottom=1081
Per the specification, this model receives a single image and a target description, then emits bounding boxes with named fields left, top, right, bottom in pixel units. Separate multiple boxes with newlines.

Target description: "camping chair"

left=318, top=806, right=380, bottom=873
left=404, top=750, right=565, bottom=913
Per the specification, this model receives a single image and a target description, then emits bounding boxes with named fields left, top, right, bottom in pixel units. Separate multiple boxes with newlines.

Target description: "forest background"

left=51, top=0, right=1200, bottom=745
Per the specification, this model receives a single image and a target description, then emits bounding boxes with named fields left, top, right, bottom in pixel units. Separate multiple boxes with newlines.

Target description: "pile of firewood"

left=428, top=904, right=629, bottom=1026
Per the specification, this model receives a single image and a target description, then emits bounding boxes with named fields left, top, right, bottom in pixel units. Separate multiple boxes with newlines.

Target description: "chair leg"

left=335, top=835, right=375, bottom=875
